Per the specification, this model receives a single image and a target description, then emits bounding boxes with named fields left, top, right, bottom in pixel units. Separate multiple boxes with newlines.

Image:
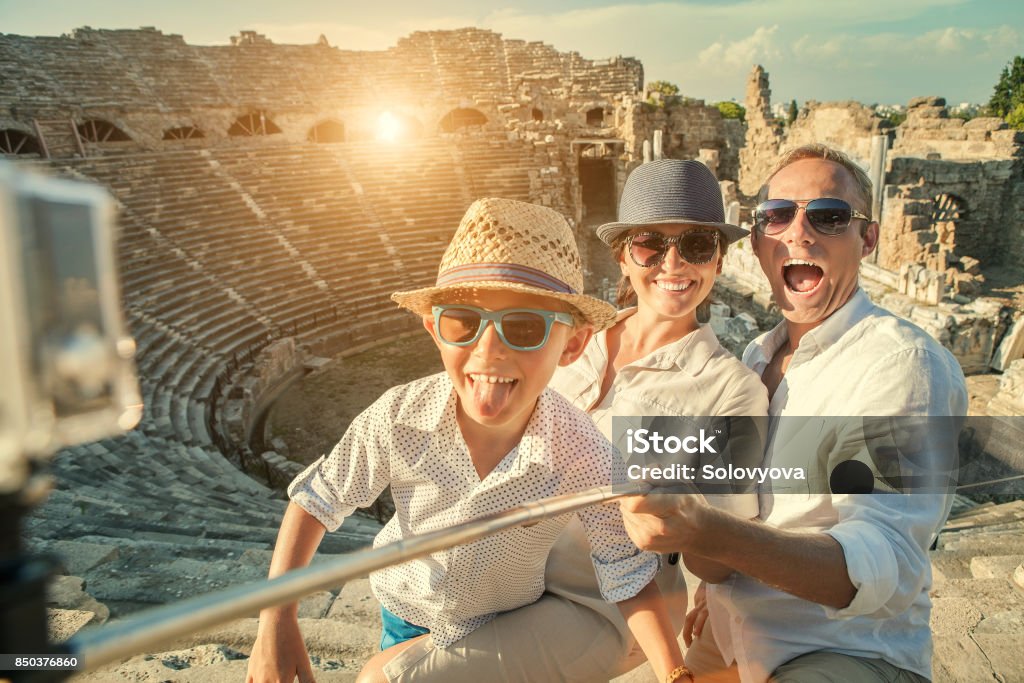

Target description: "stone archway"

left=308, top=119, right=345, bottom=143
left=77, top=119, right=131, bottom=142
left=0, top=128, right=41, bottom=154
left=163, top=126, right=205, bottom=140
left=439, top=108, right=487, bottom=133
left=228, top=111, right=282, bottom=137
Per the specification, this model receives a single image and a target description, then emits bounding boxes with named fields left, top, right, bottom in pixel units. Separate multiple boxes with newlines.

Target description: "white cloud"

left=226, top=1, right=1021, bottom=104
left=698, top=25, right=781, bottom=69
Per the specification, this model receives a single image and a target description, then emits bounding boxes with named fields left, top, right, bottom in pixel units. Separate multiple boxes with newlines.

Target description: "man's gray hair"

left=758, top=144, right=874, bottom=220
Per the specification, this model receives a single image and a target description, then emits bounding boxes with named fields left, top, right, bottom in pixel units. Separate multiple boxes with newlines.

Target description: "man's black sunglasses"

left=753, top=198, right=870, bottom=236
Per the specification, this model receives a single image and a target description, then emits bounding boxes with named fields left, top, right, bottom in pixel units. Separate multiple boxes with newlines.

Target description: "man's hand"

left=246, top=608, right=316, bottom=683
left=683, top=581, right=708, bottom=647
left=618, top=492, right=710, bottom=554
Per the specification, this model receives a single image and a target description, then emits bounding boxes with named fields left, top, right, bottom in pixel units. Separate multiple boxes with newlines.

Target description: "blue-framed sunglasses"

left=432, top=305, right=573, bottom=351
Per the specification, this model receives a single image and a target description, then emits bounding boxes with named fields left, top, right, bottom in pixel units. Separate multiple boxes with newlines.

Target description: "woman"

left=384, top=160, right=768, bottom=683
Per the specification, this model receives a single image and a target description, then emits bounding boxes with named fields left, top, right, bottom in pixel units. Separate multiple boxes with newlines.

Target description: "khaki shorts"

left=685, top=618, right=929, bottom=683
left=382, top=517, right=689, bottom=683
left=382, top=593, right=627, bottom=683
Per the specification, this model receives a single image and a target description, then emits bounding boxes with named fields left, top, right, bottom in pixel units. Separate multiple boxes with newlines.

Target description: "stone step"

left=970, top=555, right=1024, bottom=580
left=931, top=578, right=1024, bottom=617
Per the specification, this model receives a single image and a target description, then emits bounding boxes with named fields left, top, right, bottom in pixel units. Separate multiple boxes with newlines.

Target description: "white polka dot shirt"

left=288, top=372, right=659, bottom=649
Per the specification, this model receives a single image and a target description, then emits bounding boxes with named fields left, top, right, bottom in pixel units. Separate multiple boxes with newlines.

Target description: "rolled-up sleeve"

left=578, top=499, right=661, bottom=602
left=570, top=444, right=660, bottom=602
left=822, top=346, right=965, bottom=619
left=823, top=493, right=945, bottom=618
left=287, top=389, right=395, bottom=531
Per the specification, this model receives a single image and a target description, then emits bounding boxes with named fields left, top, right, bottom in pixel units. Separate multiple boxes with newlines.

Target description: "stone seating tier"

left=48, top=132, right=537, bottom=466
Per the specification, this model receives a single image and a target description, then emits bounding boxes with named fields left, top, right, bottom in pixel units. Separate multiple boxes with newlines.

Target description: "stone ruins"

left=1, top=26, right=1021, bottom=682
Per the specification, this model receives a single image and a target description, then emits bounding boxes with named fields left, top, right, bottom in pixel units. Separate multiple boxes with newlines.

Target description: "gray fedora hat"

left=597, top=159, right=749, bottom=245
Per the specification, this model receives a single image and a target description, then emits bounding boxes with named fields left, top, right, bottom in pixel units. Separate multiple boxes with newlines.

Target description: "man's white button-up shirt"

left=708, top=289, right=968, bottom=682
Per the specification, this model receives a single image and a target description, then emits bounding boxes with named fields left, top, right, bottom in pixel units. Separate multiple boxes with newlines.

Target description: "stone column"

left=738, top=65, right=783, bottom=196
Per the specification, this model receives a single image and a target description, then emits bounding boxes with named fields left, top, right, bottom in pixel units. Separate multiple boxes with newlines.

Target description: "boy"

left=245, top=198, right=688, bottom=683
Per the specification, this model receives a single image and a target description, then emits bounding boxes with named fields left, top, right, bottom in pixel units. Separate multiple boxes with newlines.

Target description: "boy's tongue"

left=785, top=264, right=823, bottom=293
left=471, top=378, right=515, bottom=417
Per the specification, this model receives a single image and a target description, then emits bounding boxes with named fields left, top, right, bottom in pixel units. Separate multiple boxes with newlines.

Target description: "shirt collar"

left=747, top=288, right=874, bottom=370
left=614, top=307, right=720, bottom=375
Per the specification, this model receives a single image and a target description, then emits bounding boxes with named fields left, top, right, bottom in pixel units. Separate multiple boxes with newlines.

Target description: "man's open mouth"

left=783, top=258, right=824, bottom=294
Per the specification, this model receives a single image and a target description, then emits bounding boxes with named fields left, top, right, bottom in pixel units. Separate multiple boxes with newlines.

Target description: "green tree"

left=715, top=101, right=746, bottom=123
left=1007, top=102, right=1024, bottom=130
left=988, top=56, right=1024, bottom=120
left=880, top=110, right=906, bottom=127
left=787, top=99, right=798, bottom=124
left=646, top=80, right=681, bottom=107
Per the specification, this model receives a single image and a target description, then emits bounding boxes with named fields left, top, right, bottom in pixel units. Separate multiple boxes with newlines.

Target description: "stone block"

left=46, top=575, right=109, bottom=624
left=48, top=608, right=99, bottom=643
left=959, top=256, right=982, bottom=275
left=909, top=96, right=946, bottom=108
left=932, top=633, right=996, bottom=682
left=327, top=578, right=379, bottom=621
left=971, top=634, right=1024, bottom=682
left=51, top=540, right=119, bottom=575
left=974, top=609, right=1024, bottom=634
left=952, top=274, right=981, bottom=298
left=990, top=317, right=1024, bottom=371
left=987, top=359, right=1024, bottom=415
left=970, top=555, right=1024, bottom=579
left=909, top=109, right=946, bottom=123
left=992, top=129, right=1024, bottom=145
left=904, top=215, right=931, bottom=231
left=964, top=117, right=1006, bottom=131
left=298, top=590, right=336, bottom=618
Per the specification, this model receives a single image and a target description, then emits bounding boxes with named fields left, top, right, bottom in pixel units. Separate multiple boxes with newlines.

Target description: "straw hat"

left=392, top=198, right=617, bottom=330
left=596, top=159, right=749, bottom=246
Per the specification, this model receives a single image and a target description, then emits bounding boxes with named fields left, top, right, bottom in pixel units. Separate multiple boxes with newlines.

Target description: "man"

left=620, top=143, right=967, bottom=682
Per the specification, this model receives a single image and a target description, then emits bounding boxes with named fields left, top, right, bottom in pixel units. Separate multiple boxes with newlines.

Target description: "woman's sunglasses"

left=627, top=230, right=720, bottom=268
left=753, top=198, right=870, bottom=236
left=432, top=305, right=573, bottom=351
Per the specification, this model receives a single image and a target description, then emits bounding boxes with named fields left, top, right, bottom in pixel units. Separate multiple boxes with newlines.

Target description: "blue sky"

left=1, top=0, right=1021, bottom=106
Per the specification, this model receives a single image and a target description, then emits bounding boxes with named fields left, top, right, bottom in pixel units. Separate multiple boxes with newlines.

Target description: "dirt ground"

left=268, top=334, right=443, bottom=467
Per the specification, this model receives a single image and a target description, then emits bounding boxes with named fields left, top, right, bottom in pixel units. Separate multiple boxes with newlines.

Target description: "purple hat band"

left=436, top=262, right=577, bottom=294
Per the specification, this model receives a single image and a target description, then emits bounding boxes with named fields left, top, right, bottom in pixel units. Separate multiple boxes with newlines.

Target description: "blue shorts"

left=380, top=606, right=430, bottom=650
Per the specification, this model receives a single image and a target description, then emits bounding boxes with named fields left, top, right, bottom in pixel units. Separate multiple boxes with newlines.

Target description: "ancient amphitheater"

left=2, top=25, right=1023, bottom=682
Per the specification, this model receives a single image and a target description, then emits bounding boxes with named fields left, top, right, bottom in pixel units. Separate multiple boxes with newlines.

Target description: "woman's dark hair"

left=611, top=231, right=729, bottom=317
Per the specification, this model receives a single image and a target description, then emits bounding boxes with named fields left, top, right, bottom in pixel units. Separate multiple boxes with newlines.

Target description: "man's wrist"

left=685, top=503, right=732, bottom=559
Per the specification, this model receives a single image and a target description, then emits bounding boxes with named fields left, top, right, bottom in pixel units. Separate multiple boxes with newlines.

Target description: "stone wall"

left=893, top=97, right=1024, bottom=161
left=782, top=101, right=888, bottom=169
left=0, top=26, right=643, bottom=150
left=619, top=96, right=741, bottom=181
left=882, top=157, right=1024, bottom=269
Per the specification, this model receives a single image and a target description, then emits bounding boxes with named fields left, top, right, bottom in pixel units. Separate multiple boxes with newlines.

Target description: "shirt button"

left=734, top=616, right=741, bottom=624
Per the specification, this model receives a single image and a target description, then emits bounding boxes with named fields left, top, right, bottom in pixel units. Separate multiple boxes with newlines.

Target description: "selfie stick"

left=64, top=482, right=650, bottom=672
